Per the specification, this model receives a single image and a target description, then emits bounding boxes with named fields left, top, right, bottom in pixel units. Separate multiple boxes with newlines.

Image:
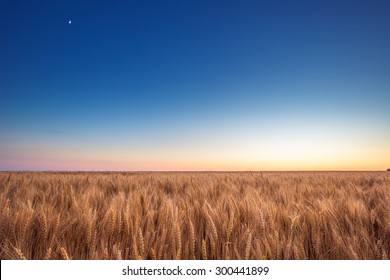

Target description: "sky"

left=1, top=0, right=389, bottom=171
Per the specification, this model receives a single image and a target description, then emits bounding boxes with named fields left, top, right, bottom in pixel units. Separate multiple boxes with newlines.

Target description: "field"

left=0, top=171, right=389, bottom=260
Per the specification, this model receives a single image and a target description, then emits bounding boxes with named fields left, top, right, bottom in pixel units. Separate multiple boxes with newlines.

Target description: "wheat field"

left=0, top=171, right=389, bottom=260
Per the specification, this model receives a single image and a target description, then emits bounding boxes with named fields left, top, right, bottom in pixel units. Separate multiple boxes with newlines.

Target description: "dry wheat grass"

left=0, top=171, right=389, bottom=259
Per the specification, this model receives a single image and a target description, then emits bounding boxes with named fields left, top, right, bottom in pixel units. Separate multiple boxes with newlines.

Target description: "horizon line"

left=1, top=169, right=389, bottom=173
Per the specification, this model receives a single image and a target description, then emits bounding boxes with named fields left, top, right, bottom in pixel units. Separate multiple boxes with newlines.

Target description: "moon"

left=68, top=20, right=72, bottom=24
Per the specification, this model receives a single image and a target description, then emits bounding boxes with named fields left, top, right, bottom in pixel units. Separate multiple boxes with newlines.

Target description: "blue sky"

left=1, top=0, right=390, bottom=170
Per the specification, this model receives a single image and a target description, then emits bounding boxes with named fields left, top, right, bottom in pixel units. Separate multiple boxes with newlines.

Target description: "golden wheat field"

left=0, top=171, right=389, bottom=260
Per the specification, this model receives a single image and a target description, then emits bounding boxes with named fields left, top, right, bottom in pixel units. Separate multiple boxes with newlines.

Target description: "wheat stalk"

left=227, top=212, right=234, bottom=242
left=244, top=232, right=252, bottom=260
left=44, top=248, right=52, bottom=260
left=15, top=247, right=26, bottom=260
left=202, top=239, right=207, bottom=260
left=258, top=208, right=265, bottom=235
left=60, top=247, right=70, bottom=260
left=40, top=212, right=48, bottom=241
left=138, top=226, right=145, bottom=259
left=150, top=248, right=157, bottom=260
left=189, top=221, right=195, bottom=260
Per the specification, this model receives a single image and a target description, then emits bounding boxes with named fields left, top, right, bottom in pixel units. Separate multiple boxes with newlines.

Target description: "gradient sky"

left=1, top=0, right=390, bottom=171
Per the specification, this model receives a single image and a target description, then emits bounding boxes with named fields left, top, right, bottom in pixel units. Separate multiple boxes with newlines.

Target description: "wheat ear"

left=60, top=247, right=70, bottom=260
left=202, top=239, right=207, bottom=260
left=245, top=232, right=252, bottom=260
left=189, top=221, right=196, bottom=260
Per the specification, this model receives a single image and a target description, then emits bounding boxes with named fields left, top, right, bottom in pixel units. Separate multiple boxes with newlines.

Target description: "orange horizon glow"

left=1, top=152, right=389, bottom=172
left=1, top=114, right=389, bottom=172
